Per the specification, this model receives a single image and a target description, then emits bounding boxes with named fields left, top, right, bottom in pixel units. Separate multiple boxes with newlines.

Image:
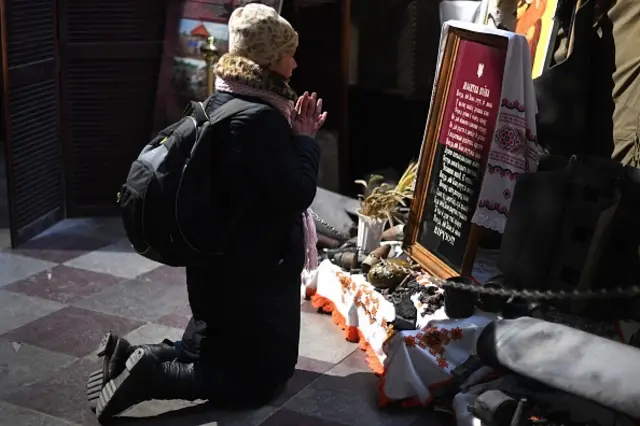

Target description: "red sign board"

left=438, top=39, right=505, bottom=161
left=404, top=28, right=508, bottom=278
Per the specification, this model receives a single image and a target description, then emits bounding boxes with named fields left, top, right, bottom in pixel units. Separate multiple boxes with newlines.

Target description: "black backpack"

left=119, top=98, right=267, bottom=266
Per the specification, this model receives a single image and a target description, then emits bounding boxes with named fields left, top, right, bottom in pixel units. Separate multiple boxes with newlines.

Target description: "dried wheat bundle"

left=356, top=162, right=418, bottom=224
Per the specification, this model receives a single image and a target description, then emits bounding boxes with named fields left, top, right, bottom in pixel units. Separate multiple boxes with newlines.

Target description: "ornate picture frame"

left=403, top=27, right=508, bottom=279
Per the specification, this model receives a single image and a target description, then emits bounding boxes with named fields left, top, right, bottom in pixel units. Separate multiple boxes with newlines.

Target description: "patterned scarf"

left=214, top=75, right=319, bottom=271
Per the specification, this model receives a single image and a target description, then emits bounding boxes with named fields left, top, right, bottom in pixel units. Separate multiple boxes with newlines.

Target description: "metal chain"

left=393, top=264, right=640, bottom=301
left=311, top=212, right=640, bottom=301
left=438, top=280, right=640, bottom=301
left=310, top=210, right=352, bottom=242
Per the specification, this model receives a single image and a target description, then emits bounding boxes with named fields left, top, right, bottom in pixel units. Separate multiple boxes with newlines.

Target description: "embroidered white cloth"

left=382, top=309, right=498, bottom=403
left=436, top=21, right=544, bottom=233
left=313, top=259, right=395, bottom=367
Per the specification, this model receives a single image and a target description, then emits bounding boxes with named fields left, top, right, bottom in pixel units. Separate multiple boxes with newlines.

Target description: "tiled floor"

left=0, top=217, right=444, bottom=426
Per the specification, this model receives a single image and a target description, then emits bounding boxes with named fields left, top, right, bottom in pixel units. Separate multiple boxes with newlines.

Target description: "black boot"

left=95, top=347, right=206, bottom=423
left=86, top=332, right=182, bottom=410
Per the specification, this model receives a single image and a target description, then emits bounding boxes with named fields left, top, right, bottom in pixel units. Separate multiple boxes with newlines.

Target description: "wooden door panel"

left=63, top=59, right=161, bottom=210
left=58, top=0, right=166, bottom=216
left=1, top=0, right=64, bottom=246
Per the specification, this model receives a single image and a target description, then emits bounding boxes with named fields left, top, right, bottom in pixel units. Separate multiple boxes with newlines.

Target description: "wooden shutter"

left=0, top=0, right=64, bottom=246
left=58, top=0, right=166, bottom=215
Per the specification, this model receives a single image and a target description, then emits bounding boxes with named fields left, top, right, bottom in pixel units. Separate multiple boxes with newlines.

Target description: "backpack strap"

left=206, top=98, right=269, bottom=126
left=183, top=100, right=210, bottom=125
left=191, top=101, right=209, bottom=125
left=187, top=98, right=270, bottom=160
left=187, top=97, right=271, bottom=127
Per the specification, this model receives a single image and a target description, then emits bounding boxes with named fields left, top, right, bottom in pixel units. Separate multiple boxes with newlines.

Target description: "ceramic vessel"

left=356, top=210, right=388, bottom=254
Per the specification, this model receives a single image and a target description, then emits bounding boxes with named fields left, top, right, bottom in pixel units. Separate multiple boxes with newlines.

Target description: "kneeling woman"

left=86, top=3, right=327, bottom=421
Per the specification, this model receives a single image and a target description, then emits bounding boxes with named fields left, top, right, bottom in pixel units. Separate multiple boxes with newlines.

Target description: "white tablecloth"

left=382, top=308, right=497, bottom=404
left=307, top=259, right=395, bottom=373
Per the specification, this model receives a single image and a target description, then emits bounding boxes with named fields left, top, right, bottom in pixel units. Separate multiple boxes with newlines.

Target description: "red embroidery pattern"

left=525, top=127, right=537, bottom=143
left=336, top=272, right=393, bottom=330
left=403, top=326, right=464, bottom=369
left=487, top=164, right=518, bottom=180
left=494, top=126, right=524, bottom=152
left=501, top=98, right=526, bottom=112
left=478, top=200, right=509, bottom=216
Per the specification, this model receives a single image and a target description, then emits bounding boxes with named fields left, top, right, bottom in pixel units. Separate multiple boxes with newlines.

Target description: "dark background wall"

left=344, top=0, right=442, bottom=196
left=285, top=0, right=444, bottom=197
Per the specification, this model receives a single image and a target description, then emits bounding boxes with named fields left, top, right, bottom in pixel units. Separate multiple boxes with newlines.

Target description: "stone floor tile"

left=0, top=339, right=76, bottom=399
left=338, top=349, right=371, bottom=372
left=124, top=323, right=185, bottom=345
left=410, top=409, right=453, bottom=426
left=119, top=400, right=205, bottom=420
left=298, top=311, right=356, bottom=364
left=5, top=358, right=102, bottom=426
left=11, top=232, right=111, bottom=263
left=0, top=252, right=57, bottom=288
left=64, top=239, right=160, bottom=279
left=301, top=300, right=320, bottom=314
left=0, top=401, right=80, bottom=426
left=0, top=290, right=65, bottom=335
left=285, top=364, right=421, bottom=426
left=2, top=306, right=143, bottom=357
left=40, top=217, right=126, bottom=243
left=271, top=356, right=335, bottom=407
left=73, top=279, right=189, bottom=322
left=260, top=409, right=349, bottom=425
left=5, top=265, right=122, bottom=304
left=137, top=265, right=186, bottom=286
left=35, top=218, right=95, bottom=237
left=116, top=402, right=276, bottom=426
left=155, top=312, right=191, bottom=329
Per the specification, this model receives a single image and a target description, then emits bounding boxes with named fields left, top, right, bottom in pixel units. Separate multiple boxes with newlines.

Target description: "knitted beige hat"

left=228, top=3, right=299, bottom=67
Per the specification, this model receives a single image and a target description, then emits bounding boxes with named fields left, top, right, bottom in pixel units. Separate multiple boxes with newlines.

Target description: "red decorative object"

left=190, top=22, right=211, bottom=37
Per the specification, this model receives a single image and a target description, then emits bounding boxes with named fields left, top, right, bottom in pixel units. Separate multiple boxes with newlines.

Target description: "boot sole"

left=96, top=347, right=147, bottom=422
left=86, top=332, right=116, bottom=411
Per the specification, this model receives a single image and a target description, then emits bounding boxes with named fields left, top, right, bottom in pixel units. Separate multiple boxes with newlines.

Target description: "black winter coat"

left=180, top=91, right=320, bottom=394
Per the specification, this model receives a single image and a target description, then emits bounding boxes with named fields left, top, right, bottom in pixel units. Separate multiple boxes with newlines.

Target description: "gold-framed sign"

left=404, top=27, right=508, bottom=279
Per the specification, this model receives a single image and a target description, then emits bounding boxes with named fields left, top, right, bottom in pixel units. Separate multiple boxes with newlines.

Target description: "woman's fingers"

left=307, top=93, right=318, bottom=118
left=315, top=111, right=328, bottom=130
left=295, top=93, right=306, bottom=113
left=300, top=92, right=310, bottom=117
left=297, top=91, right=327, bottom=132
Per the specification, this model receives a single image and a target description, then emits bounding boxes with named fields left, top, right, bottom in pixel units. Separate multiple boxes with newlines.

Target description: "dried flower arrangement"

left=355, top=162, right=418, bottom=224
